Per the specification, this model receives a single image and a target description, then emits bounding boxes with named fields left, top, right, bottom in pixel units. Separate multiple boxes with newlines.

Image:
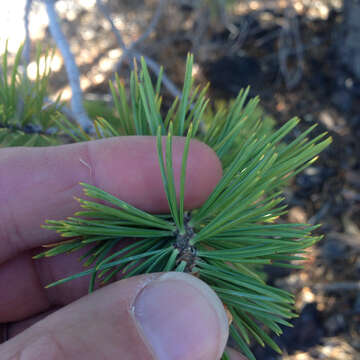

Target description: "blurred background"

left=3, top=0, right=360, bottom=359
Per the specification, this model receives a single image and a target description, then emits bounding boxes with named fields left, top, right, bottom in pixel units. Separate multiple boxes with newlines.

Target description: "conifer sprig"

left=0, top=42, right=64, bottom=147
left=36, top=54, right=332, bottom=360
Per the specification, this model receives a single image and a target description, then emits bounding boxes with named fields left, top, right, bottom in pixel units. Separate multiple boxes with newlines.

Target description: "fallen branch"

left=23, top=0, right=33, bottom=66
left=44, top=0, right=93, bottom=132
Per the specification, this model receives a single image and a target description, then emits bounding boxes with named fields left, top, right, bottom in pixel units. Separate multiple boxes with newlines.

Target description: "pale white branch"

left=44, top=0, right=93, bottom=132
left=23, top=0, right=33, bottom=66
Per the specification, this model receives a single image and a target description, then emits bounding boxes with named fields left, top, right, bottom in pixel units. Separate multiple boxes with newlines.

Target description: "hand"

left=0, top=137, right=247, bottom=359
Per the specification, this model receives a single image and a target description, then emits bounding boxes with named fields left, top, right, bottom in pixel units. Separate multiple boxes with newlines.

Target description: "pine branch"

left=36, top=55, right=332, bottom=360
left=0, top=43, right=68, bottom=147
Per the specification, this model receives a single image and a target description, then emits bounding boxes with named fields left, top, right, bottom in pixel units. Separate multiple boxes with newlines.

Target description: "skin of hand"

left=0, top=137, right=248, bottom=360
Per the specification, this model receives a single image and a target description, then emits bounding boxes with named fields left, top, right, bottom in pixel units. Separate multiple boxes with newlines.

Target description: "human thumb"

left=1, top=272, right=229, bottom=360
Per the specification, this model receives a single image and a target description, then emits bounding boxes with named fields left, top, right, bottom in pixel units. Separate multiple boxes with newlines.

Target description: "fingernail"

left=133, top=272, right=229, bottom=360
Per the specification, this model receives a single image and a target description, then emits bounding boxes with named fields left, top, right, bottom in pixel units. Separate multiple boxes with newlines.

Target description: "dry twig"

left=23, top=0, right=33, bottom=66
left=44, top=0, right=93, bottom=132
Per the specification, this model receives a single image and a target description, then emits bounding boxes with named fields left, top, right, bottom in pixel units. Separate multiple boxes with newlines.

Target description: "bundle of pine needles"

left=34, top=54, right=331, bottom=360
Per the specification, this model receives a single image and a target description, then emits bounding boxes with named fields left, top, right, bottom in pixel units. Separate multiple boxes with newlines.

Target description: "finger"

left=1, top=240, right=138, bottom=322
left=1, top=273, right=229, bottom=360
left=8, top=317, right=247, bottom=359
left=7, top=308, right=58, bottom=339
left=0, top=136, right=222, bottom=262
left=0, top=249, right=89, bottom=322
left=0, top=137, right=222, bottom=322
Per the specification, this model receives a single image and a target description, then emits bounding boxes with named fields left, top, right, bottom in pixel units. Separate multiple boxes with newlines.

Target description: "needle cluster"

left=35, top=54, right=331, bottom=360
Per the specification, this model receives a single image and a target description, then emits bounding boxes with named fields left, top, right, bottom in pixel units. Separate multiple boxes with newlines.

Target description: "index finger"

left=0, top=136, right=222, bottom=263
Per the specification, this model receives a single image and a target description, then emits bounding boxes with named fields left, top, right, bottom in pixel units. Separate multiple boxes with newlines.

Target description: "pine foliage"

left=1, top=48, right=331, bottom=359
left=0, top=43, right=63, bottom=147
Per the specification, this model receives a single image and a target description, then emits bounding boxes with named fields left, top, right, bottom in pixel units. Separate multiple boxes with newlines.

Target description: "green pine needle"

left=35, top=54, right=332, bottom=360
